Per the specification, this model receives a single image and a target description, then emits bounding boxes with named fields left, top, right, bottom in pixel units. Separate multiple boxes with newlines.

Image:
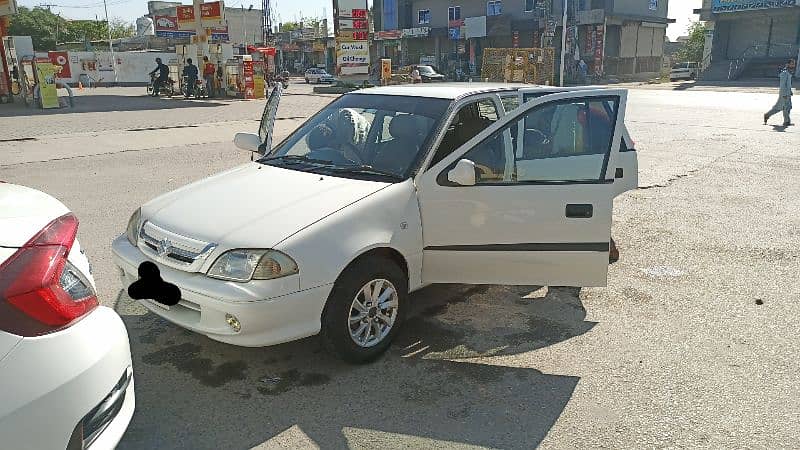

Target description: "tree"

left=675, top=21, right=707, bottom=63
left=108, top=18, right=135, bottom=39
left=7, top=7, right=135, bottom=49
left=7, top=7, right=68, bottom=50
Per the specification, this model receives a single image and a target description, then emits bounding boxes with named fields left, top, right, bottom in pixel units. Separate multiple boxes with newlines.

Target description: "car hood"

left=0, top=183, right=69, bottom=247
left=143, top=163, right=390, bottom=249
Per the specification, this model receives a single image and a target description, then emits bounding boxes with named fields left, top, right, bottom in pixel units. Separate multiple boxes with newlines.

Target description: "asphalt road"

left=1, top=81, right=798, bottom=449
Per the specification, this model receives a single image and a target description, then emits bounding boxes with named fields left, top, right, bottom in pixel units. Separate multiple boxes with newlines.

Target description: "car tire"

left=669, top=78, right=676, bottom=82
left=320, top=256, right=407, bottom=363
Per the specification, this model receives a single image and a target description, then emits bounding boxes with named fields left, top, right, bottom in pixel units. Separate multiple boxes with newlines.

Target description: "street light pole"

left=242, top=5, right=246, bottom=49
left=102, top=0, right=118, bottom=84
left=559, top=0, right=567, bottom=86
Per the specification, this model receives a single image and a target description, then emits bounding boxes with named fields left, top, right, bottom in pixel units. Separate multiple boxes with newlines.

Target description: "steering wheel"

left=308, top=147, right=362, bottom=165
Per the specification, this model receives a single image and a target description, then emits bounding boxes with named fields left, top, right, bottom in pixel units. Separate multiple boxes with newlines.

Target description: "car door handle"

left=565, top=204, right=593, bottom=218
left=615, top=168, right=624, bottom=178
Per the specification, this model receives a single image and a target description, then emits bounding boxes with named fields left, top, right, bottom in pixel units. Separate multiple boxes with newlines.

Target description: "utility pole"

left=559, top=0, right=567, bottom=86
left=102, top=0, right=118, bottom=84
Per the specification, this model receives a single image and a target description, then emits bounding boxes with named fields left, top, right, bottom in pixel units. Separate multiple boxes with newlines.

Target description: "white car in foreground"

left=113, top=83, right=638, bottom=362
left=0, top=183, right=134, bottom=449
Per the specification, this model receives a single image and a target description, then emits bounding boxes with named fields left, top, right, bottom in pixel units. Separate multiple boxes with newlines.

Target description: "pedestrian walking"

left=763, top=58, right=795, bottom=126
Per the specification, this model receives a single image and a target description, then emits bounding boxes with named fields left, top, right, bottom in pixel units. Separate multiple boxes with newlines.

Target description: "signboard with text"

left=711, top=0, right=797, bottom=12
left=334, top=0, right=370, bottom=77
left=48, top=51, right=71, bottom=78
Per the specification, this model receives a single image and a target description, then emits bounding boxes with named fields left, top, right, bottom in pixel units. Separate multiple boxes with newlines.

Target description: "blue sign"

left=711, top=0, right=797, bottom=12
left=383, top=0, right=398, bottom=30
left=449, top=27, right=460, bottom=40
left=156, top=30, right=195, bottom=38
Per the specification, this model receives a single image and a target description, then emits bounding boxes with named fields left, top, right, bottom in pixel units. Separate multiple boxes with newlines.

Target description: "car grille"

left=139, top=221, right=217, bottom=271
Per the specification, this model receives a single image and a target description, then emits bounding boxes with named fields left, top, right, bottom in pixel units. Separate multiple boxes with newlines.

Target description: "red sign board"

left=351, top=8, right=367, bottom=18
left=154, top=15, right=179, bottom=31
left=374, top=30, right=402, bottom=40
left=201, top=1, right=221, bottom=19
left=242, top=60, right=255, bottom=99
left=177, top=5, right=195, bottom=22
left=594, top=25, right=604, bottom=75
left=48, top=51, right=71, bottom=79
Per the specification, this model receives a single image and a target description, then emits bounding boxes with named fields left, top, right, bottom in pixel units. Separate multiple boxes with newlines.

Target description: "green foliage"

left=7, top=6, right=135, bottom=50
left=675, top=21, right=707, bottom=63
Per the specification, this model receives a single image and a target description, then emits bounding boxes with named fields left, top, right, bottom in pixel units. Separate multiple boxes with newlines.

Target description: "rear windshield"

left=671, top=63, right=687, bottom=69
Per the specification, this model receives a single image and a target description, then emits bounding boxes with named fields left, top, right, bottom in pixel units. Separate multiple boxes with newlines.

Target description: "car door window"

left=449, top=97, right=618, bottom=184
left=429, top=98, right=499, bottom=168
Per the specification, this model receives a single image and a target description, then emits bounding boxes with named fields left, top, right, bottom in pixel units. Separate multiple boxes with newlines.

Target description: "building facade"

left=374, top=0, right=672, bottom=80
left=698, top=0, right=800, bottom=79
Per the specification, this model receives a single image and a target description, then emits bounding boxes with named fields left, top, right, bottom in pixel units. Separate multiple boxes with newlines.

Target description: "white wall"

left=60, top=51, right=177, bottom=85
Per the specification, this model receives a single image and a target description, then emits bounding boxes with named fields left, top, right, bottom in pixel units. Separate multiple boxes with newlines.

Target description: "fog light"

left=225, top=313, right=241, bottom=333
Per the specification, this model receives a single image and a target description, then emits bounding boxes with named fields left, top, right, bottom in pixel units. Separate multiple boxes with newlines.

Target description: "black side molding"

left=425, top=242, right=609, bottom=252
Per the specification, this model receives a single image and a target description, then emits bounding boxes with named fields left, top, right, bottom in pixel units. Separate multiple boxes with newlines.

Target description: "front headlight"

left=207, top=249, right=299, bottom=282
left=126, top=208, right=142, bottom=246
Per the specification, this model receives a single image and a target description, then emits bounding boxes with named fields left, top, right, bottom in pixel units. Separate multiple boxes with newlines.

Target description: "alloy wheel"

left=348, top=279, right=399, bottom=348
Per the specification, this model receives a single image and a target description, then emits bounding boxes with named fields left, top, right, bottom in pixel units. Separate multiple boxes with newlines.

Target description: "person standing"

left=182, top=58, right=199, bottom=98
left=202, top=56, right=215, bottom=98
left=577, top=59, right=589, bottom=85
left=216, top=61, right=224, bottom=97
left=764, top=58, right=795, bottom=126
left=411, top=66, right=421, bottom=83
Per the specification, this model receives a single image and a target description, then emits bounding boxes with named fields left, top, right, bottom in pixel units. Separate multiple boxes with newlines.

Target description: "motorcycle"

left=147, top=73, right=175, bottom=97
left=181, top=76, right=207, bottom=98
left=275, top=71, right=290, bottom=89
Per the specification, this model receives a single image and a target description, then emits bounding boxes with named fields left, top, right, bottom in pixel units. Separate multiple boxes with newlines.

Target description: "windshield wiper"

left=260, top=154, right=334, bottom=165
left=321, top=165, right=405, bottom=181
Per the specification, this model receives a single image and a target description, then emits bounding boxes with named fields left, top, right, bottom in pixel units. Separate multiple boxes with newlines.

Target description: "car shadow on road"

left=115, top=284, right=595, bottom=449
left=0, top=94, right=227, bottom=118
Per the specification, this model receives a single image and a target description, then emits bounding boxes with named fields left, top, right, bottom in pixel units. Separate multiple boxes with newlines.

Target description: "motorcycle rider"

left=182, top=58, right=199, bottom=97
left=148, top=57, right=169, bottom=96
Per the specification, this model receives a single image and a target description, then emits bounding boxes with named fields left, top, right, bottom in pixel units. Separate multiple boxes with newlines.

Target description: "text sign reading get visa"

left=337, top=0, right=368, bottom=17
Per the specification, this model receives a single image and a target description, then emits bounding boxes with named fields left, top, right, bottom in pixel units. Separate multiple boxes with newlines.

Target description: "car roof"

left=354, top=83, right=619, bottom=100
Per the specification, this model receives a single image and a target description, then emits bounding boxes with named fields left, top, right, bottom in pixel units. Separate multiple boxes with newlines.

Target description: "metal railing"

left=728, top=43, right=797, bottom=80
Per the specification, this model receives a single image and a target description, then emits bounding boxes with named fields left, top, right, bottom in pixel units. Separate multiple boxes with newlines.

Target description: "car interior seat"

left=372, top=114, right=431, bottom=174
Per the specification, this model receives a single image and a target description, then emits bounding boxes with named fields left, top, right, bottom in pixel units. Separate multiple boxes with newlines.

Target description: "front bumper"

left=112, top=235, right=333, bottom=347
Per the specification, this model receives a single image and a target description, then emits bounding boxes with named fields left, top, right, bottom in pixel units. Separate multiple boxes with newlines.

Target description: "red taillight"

left=0, top=213, right=98, bottom=336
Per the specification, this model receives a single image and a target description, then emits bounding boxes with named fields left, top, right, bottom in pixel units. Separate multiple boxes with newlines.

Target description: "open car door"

left=258, top=83, right=283, bottom=153
left=417, top=89, right=627, bottom=286
left=519, top=86, right=638, bottom=196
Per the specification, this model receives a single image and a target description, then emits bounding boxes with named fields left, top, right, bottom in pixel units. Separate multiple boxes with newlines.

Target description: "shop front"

left=710, top=1, right=799, bottom=60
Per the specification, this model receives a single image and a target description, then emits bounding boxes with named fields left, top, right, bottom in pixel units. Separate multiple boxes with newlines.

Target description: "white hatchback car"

left=669, top=62, right=699, bottom=81
left=113, top=83, right=638, bottom=362
left=0, top=183, right=135, bottom=448
left=304, top=68, right=335, bottom=84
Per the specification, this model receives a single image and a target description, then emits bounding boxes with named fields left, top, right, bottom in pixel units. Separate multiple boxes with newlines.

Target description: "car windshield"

left=672, top=63, right=688, bottom=69
left=418, top=65, right=436, bottom=74
left=261, top=94, right=451, bottom=181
